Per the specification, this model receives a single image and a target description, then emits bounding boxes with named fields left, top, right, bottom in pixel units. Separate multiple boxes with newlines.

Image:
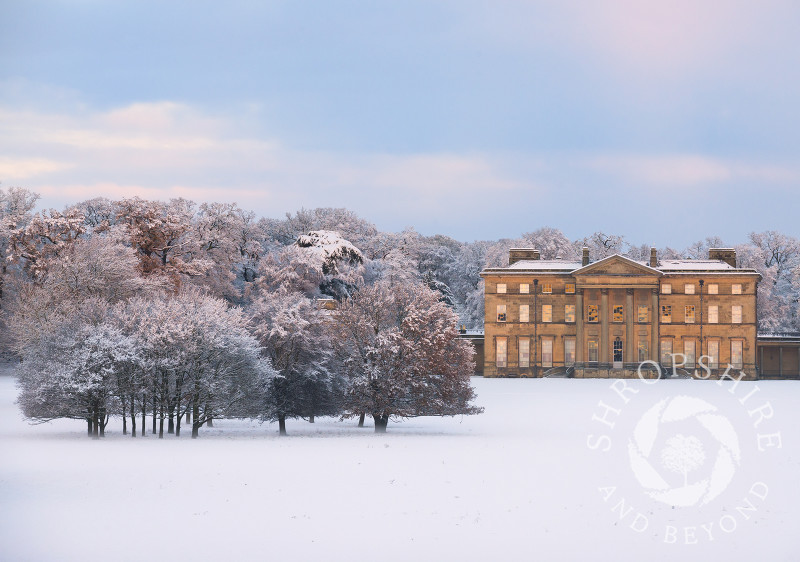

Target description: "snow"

left=1, top=363, right=799, bottom=561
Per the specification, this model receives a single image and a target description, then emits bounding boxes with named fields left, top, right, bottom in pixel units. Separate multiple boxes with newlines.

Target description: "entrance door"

left=613, top=337, right=623, bottom=368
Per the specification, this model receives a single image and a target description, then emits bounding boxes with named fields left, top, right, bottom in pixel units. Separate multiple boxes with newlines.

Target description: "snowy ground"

left=1, top=362, right=799, bottom=562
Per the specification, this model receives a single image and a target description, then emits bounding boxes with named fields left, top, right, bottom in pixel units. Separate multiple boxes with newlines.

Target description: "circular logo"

left=628, top=395, right=741, bottom=507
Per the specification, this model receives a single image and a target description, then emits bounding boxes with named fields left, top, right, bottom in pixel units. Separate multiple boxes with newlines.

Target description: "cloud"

left=0, top=157, right=74, bottom=180
left=460, top=0, right=798, bottom=83
left=1, top=95, right=795, bottom=243
left=0, top=100, right=524, bottom=221
left=584, top=153, right=800, bottom=189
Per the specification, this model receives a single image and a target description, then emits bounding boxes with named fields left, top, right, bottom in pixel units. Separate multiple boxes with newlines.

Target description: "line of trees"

left=1, top=188, right=482, bottom=436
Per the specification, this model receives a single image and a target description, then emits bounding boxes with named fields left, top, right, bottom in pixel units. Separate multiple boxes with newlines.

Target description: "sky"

left=1, top=1, right=799, bottom=247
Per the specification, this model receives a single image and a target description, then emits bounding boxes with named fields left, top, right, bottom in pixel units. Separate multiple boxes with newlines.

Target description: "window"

left=661, top=340, right=673, bottom=365
left=542, top=304, right=553, bottom=323
left=519, top=283, right=529, bottom=294
left=613, top=305, right=623, bottom=323
left=496, top=305, right=507, bottom=322
left=684, top=340, right=696, bottom=368
left=685, top=305, right=695, bottom=324
left=565, top=338, right=576, bottom=366
left=732, top=305, right=742, bottom=324
left=708, top=305, right=719, bottom=324
left=638, top=305, right=648, bottom=323
left=565, top=304, right=576, bottom=323
left=731, top=340, right=743, bottom=369
left=565, top=283, right=576, bottom=294
left=588, top=340, right=599, bottom=363
left=685, top=284, right=695, bottom=294
left=732, top=284, right=742, bottom=295
left=588, top=305, right=599, bottom=323
left=496, top=337, right=507, bottom=368
left=638, top=340, right=648, bottom=362
left=661, top=305, right=672, bottom=323
left=542, top=283, right=552, bottom=294
left=708, top=284, right=718, bottom=295
left=519, top=305, right=529, bottom=323
left=707, top=340, right=719, bottom=369
left=497, top=283, right=506, bottom=294
left=661, top=284, right=672, bottom=294
left=613, top=337, right=623, bottom=363
left=542, top=338, right=553, bottom=368
left=519, top=338, right=530, bottom=368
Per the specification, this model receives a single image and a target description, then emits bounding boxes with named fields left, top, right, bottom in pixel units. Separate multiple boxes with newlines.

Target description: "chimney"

left=581, top=247, right=590, bottom=267
left=709, top=248, right=737, bottom=268
left=650, top=247, right=658, bottom=268
left=509, top=248, right=540, bottom=266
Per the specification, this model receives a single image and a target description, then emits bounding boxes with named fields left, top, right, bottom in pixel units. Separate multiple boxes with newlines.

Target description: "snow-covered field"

left=1, top=361, right=798, bottom=562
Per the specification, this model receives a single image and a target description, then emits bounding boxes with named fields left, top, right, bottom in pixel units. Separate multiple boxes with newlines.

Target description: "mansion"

left=480, top=247, right=761, bottom=379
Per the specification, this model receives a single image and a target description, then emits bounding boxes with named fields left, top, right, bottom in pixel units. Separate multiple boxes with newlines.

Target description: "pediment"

left=572, top=254, right=662, bottom=277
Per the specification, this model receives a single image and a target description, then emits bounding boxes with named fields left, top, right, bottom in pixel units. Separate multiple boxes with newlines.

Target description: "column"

left=651, top=289, right=659, bottom=362
left=625, top=289, right=634, bottom=365
left=600, top=288, right=609, bottom=364
left=576, top=289, right=584, bottom=365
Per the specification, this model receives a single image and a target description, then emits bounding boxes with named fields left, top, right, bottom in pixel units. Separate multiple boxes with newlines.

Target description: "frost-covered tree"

left=736, top=231, right=800, bottom=332
left=332, top=280, right=482, bottom=432
left=257, top=230, right=363, bottom=300
left=581, top=231, right=628, bottom=259
left=521, top=227, right=578, bottom=260
left=7, top=236, right=157, bottom=354
left=67, top=197, right=121, bottom=234
left=119, top=290, right=272, bottom=438
left=6, top=207, right=86, bottom=283
left=266, top=207, right=378, bottom=252
left=115, top=197, right=210, bottom=287
left=17, top=317, right=139, bottom=438
left=295, top=230, right=363, bottom=275
left=248, top=289, right=343, bottom=435
left=0, top=186, right=39, bottom=300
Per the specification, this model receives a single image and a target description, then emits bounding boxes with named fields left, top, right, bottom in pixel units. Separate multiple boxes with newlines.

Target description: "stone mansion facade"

left=480, top=247, right=761, bottom=379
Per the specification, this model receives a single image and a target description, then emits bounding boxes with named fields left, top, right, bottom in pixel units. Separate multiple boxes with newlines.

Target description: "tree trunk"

left=167, top=414, right=174, bottom=434
left=175, top=407, right=181, bottom=437
left=358, top=412, right=365, bottom=428
left=99, top=408, right=106, bottom=438
left=92, top=408, right=100, bottom=439
left=141, top=395, right=147, bottom=436
left=130, top=395, right=136, bottom=437
left=191, top=399, right=200, bottom=439
left=309, top=415, right=315, bottom=423
left=278, top=415, right=287, bottom=436
left=206, top=416, right=213, bottom=428
left=87, top=417, right=92, bottom=437
left=373, top=414, right=389, bottom=433
left=122, top=401, right=127, bottom=435
left=186, top=410, right=191, bottom=424
left=158, top=416, right=164, bottom=439
left=152, top=393, right=157, bottom=435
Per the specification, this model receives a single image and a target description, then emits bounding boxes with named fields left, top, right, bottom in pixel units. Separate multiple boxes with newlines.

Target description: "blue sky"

left=1, top=1, right=799, bottom=246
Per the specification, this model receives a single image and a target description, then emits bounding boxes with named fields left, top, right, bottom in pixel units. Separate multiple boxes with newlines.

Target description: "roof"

left=506, top=259, right=581, bottom=271
left=657, top=260, right=736, bottom=271
left=482, top=254, right=760, bottom=277
left=758, top=332, right=800, bottom=344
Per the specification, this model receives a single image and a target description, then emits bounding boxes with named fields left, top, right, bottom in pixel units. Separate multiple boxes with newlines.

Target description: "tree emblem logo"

left=628, top=395, right=741, bottom=507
